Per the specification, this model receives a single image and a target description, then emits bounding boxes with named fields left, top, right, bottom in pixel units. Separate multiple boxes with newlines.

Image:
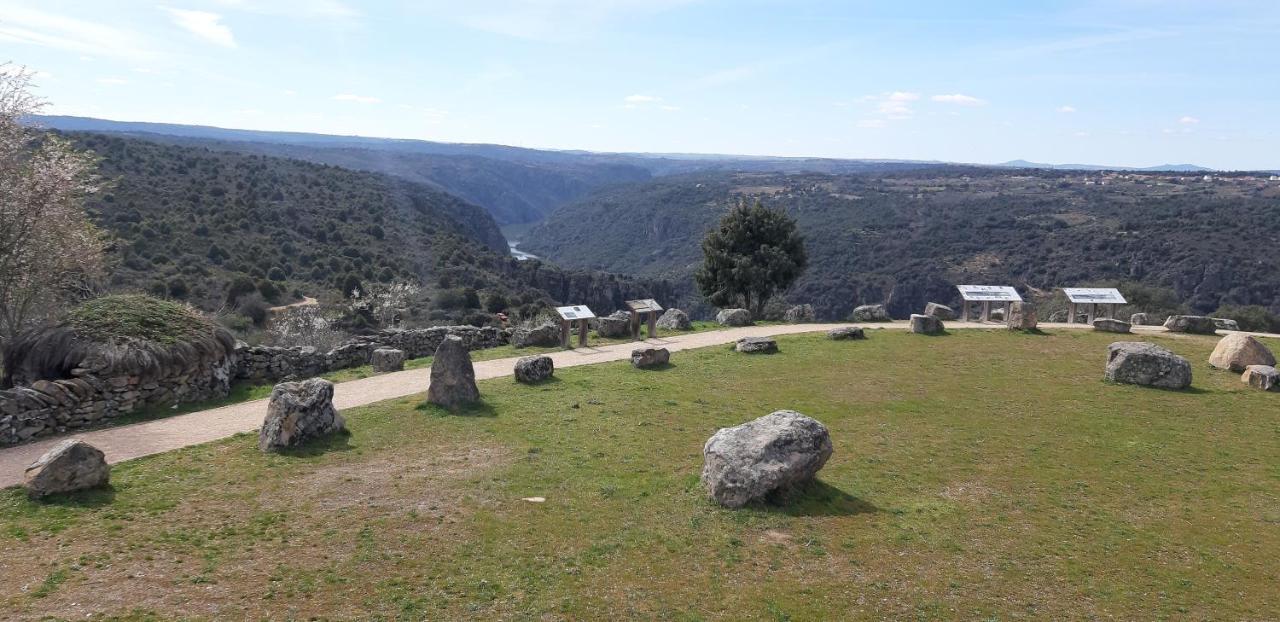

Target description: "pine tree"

left=694, top=200, right=806, bottom=316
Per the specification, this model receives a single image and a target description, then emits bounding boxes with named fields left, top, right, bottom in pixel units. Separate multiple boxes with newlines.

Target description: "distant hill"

left=998, top=160, right=1212, bottom=173
left=522, top=168, right=1280, bottom=319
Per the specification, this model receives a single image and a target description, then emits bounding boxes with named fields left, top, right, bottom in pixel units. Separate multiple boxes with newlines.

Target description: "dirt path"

left=0, top=321, right=1259, bottom=487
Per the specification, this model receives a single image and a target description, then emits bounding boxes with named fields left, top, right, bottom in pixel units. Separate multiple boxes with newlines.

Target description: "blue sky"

left=2, top=0, right=1277, bottom=169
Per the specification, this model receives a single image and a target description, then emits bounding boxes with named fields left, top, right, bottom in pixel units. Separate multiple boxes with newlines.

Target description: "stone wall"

left=0, top=325, right=506, bottom=447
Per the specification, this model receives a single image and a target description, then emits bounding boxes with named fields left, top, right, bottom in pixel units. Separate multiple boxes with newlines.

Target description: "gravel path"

left=0, top=321, right=1251, bottom=487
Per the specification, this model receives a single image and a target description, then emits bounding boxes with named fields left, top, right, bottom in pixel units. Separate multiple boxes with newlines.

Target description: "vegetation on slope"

left=524, top=169, right=1280, bottom=320
left=1, top=330, right=1276, bottom=619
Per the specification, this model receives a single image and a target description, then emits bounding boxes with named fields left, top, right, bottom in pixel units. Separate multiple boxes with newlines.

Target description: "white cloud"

left=1057, top=105, right=1077, bottom=113
left=857, top=91, right=920, bottom=121
left=333, top=93, right=381, bottom=104
left=1179, top=115, right=1200, bottom=124
left=931, top=93, right=986, bottom=106
left=418, top=0, right=695, bottom=41
left=0, top=5, right=156, bottom=59
left=162, top=8, right=236, bottom=48
left=857, top=119, right=886, bottom=128
left=213, top=0, right=359, bottom=19
left=623, top=94, right=678, bottom=111
left=624, top=94, right=661, bottom=104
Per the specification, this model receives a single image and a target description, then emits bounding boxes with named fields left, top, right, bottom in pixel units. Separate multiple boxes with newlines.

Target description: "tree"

left=694, top=200, right=806, bottom=316
left=0, top=65, right=105, bottom=345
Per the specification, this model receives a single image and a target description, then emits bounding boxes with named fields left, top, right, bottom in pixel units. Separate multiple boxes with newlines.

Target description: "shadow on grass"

left=515, top=376, right=563, bottom=387
left=1103, top=380, right=1211, bottom=394
left=1010, top=328, right=1051, bottom=336
left=763, top=479, right=879, bottom=517
left=276, top=430, right=355, bottom=458
left=33, top=484, right=117, bottom=507
left=415, top=399, right=498, bottom=418
left=635, top=362, right=678, bottom=372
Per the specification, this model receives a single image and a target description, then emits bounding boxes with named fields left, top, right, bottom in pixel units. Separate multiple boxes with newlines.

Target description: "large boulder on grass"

left=701, top=410, right=833, bottom=508
left=370, top=348, right=405, bottom=372
left=923, top=302, right=956, bottom=320
left=512, top=323, right=561, bottom=348
left=1242, top=365, right=1279, bottom=391
left=596, top=311, right=632, bottom=338
left=1093, top=318, right=1132, bottom=334
left=909, top=314, right=944, bottom=335
left=259, top=378, right=346, bottom=451
left=656, top=308, right=692, bottom=330
left=1130, top=313, right=1150, bottom=326
left=783, top=304, right=815, bottom=323
left=427, top=336, right=480, bottom=408
left=23, top=439, right=110, bottom=498
left=1163, top=315, right=1217, bottom=335
left=716, top=308, right=753, bottom=327
left=1006, top=302, right=1037, bottom=330
left=631, top=347, right=670, bottom=368
left=1213, top=318, right=1240, bottom=331
left=850, top=304, right=889, bottom=322
left=1104, top=342, right=1192, bottom=389
left=1208, top=334, right=1275, bottom=372
left=736, top=336, right=778, bottom=354
left=514, top=355, right=554, bottom=383
left=827, top=327, right=865, bottom=340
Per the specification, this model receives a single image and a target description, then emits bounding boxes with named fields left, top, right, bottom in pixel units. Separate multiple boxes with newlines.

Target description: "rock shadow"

left=276, top=430, right=355, bottom=457
left=762, top=479, right=879, bottom=517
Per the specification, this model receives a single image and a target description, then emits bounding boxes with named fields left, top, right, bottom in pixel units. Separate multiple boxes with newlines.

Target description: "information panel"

left=554, top=305, right=596, bottom=321
left=956, top=285, right=1022, bottom=303
left=1062, top=288, right=1127, bottom=305
left=625, top=299, right=664, bottom=313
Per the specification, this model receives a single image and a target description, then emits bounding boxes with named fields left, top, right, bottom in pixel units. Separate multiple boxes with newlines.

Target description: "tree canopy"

left=694, top=200, right=807, bottom=316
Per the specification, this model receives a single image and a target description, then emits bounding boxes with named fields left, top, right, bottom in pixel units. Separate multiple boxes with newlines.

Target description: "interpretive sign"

left=625, top=299, right=664, bottom=339
left=554, top=305, right=595, bottom=347
left=555, top=305, right=597, bottom=321
left=625, top=299, right=664, bottom=313
left=1062, top=288, right=1126, bottom=305
left=957, top=285, right=1023, bottom=303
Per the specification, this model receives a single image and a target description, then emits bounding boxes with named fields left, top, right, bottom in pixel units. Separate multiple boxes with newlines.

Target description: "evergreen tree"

left=694, top=200, right=806, bottom=316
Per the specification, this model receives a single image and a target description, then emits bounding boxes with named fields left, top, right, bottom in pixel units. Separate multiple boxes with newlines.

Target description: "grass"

left=1, top=329, right=1277, bottom=619
left=66, top=295, right=217, bottom=344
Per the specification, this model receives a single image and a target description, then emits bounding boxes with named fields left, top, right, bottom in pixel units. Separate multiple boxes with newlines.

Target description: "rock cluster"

left=1093, top=318, right=1132, bottom=334
left=512, top=323, right=562, bottom=348
left=596, top=311, right=632, bottom=338
left=1006, top=302, right=1037, bottom=330
left=371, top=348, right=406, bottom=372
left=1104, top=342, right=1192, bottom=389
left=924, top=302, right=955, bottom=320
left=827, top=327, right=866, bottom=340
left=427, top=336, right=481, bottom=409
left=701, top=410, right=832, bottom=508
left=1208, top=334, right=1275, bottom=372
left=1242, top=365, right=1279, bottom=391
left=24, top=439, right=110, bottom=498
left=1163, top=315, right=1217, bottom=335
left=850, top=304, right=889, bottom=322
left=656, top=308, right=692, bottom=330
left=783, top=304, right=815, bottom=323
left=909, top=314, right=944, bottom=335
left=631, top=347, right=670, bottom=368
left=716, top=308, right=753, bottom=327
left=736, top=336, right=778, bottom=354
left=514, top=355, right=554, bottom=383
left=258, top=378, right=346, bottom=452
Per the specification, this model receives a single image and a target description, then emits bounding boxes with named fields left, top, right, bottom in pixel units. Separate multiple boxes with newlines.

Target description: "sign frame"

left=1061, top=288, right=1126, bottom=305
left=554, top=305, right=597, bottom=321
left=625, top=299, right=664, bottom=314
left=956, top=285, right=1023, bottom=303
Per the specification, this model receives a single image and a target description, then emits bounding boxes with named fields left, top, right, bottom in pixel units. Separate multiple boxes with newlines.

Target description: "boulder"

left=1241, top=365, right=1279, bottom=391
left=1130, top=313, right=1150, bottom=326
left=259, top=378, right=346, bottom=452
left=1163, top=315, right=1217, bottom=335
left=783, top=304, right=815, bottom=323
left=23, top=439, right=110, bottom=498
left=514, top=355, right=554, bottom=383
left=701, top=410, right=833, bottom=508
left=1006, top=302, right=1037, bottom=330
left=596, top=311, right=632, bottom=338
left=909, top=314, right=944, bottom=335
left=656, top=308, right=692, bottom=331
left=716, top=308, right=753, bottom=327
left=1104, top=342, right=1193, bottom=389
left=736, top=336, right=778, bottom=354
left=631, top=347, right=670, bottom=369
left=850, top=304, right=889, bottom=322
left=989, top=308, right=1006, bottom=322
left=370, top=348, right=406, bottom=372
left=427, top=336, right=481, bottom=408
left=827, top=327, right=866, bottom=340
left=512, top=322, right=562, bottom=348
left=1213, top=318, right=1241, bottom=331
left=1208, top=334, right=1275, bottom=372
left=1093, top=318, right=1132, bottom=334
left=923, top=302, right=956, bottom=320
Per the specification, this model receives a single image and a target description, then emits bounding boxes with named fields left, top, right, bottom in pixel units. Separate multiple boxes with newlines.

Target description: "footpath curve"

left=0, top=321, right=1269, bottom=487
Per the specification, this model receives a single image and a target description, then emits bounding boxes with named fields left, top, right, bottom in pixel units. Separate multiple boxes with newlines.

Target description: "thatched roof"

left=2, top=295, right=235, bottom=387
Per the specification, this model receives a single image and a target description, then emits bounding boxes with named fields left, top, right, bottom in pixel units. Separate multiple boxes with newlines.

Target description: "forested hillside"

left=71, top=132, right=678, bottom=323
left=523, top=169, right=1280, bottom=319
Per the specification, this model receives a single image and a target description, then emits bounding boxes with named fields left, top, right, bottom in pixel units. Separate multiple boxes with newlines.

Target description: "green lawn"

left=2, top=329, right=1277, bottom=620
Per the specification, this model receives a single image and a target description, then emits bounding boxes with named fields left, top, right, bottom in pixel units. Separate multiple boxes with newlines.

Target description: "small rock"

left=259, top=378, right=346, bottom=451
left=989, top=308, right=1006, bottom=322
left=782, top=304, right=815, bottom=323
left=656, top=308, right=692, bottom=330
left=1129, top=313, right=1150, bottom=326
left=427, top=336, right=481, bottom=408
left=631, top=347, right=670, bottom=368
left=521, top=496, right=546, bottom=503
left=1241, top=365, right=1279, bottom=391
left=1208, top=334, right=1275, bottom=372
left=716, top=308, right=753, bottom=327
left=1163, top=315, right=1217, bottom=335
left=909, top=314, right=944, bottom=335
left=596, top=311, right=632, bottom=338
left=1006, top=302, right=1037, bottom=330
left=1093, top=318, right=1132, bottom=334
left=24, top=439, right=110, bottom=499
left=514, top=355, right=554, bottom=383
left=850, top=304, right=889, bottom=322
left=923, top=302, right=956, bottom=320
left=827, top=327, right=866, bottom=340
left=1213, top=318, right=1241, bottom=331
left=1105, top=341, right=1192, bottom=389
left=701, top=410, right=833, bottom=508
left=370, top=348, right=406, bottom=372
left=735, top=336, right=778, bottom=354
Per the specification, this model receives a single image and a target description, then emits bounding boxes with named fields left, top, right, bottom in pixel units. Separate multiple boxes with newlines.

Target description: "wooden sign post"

left=625, top=299, right=664, bottom=340
left=554, top=305, right=597, bottom=348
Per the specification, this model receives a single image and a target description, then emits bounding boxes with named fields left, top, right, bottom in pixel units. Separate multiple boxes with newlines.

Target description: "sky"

left=1, top=0, right=1277, bottom=170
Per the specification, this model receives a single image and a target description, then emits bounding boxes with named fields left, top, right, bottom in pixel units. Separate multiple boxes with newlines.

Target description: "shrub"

left=1213, top=304, right=1280, bottom=333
